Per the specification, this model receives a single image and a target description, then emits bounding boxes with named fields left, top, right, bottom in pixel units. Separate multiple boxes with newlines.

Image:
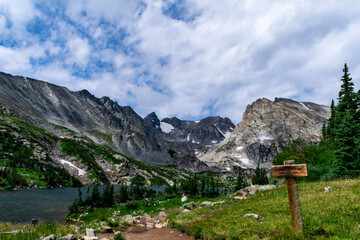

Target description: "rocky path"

left=122, top=227, right=194, bottom=240
left=97, top=227, right=194, bottom=240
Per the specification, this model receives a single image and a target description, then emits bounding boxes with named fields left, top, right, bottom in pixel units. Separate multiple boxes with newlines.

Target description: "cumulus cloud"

left=1, top=0, right=360, bottom=123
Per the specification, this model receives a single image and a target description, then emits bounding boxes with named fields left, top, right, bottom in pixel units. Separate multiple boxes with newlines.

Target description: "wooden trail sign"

left=271, top=160, right=308, bottom=235
left=272, top=164, right=308, bottom=178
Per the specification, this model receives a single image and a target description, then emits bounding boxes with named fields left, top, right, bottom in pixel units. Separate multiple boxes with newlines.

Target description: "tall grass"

left=168, top=178, right=360, bottom=239
left=0, top=222, right=76, bottom=240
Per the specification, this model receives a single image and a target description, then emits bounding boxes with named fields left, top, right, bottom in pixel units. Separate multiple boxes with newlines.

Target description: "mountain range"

left=0, top=71, right=330, bottom=185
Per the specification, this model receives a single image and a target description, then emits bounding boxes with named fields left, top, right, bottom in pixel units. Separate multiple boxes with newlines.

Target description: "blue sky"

left=1, top=0, right=360, bottom=123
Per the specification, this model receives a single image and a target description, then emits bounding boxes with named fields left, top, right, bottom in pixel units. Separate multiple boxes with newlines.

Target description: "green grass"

left=16, top=168, right=47, bottom=187
left=168, top=178, right=360, bottom=239
left=0, top=222, right=76, bottom=240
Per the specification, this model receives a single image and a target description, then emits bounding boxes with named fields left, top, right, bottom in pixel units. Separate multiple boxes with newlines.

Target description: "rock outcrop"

left=199, top=97, right=330, bottom=171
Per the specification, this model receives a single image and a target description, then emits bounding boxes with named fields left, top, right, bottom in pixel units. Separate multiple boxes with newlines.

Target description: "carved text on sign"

left=271, top=164, right=308, bottom=178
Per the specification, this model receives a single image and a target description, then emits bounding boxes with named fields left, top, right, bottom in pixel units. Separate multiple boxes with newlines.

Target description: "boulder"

left=101, top=227, right=113, bottom=233
left=201, top=201, right=213, bottom=207
left=182, top=209, right=190, bottom=213
left=181, top=196, right=188, bottom=202
left=158, top=211, right=167, bottom=218
left=143, top=213, right=151, bottom=219
left=86, top=228, right=95, bottom=237
left=183, top=202, right=197, bottom=210
left=122, top=215, right=134, bottom=225
left=65, top=234, right=77, bottom=240
left=155, top=223, right=163, bottom=229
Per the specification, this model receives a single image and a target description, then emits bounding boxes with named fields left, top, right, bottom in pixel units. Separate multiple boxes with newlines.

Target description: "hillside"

left=168, top=178, right=360, bottom=239
left=0, top=108, right=193, bottom=189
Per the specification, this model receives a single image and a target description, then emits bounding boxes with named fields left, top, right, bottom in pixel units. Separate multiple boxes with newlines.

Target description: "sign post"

left=271, top=160, right=307, bottom=235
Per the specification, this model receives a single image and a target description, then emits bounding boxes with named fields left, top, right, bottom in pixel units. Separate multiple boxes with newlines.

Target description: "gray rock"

left=86, top=228, right=95, bottom=237
left=65, top=234, right=77, bottom=240
left=158, top=211, right=167, bottom=217
left=122, top=215, right=134, bottom=225
left=143, top=213, right=151, bottom=219
left=181, top=196, right=188, bottom=202
left=201, top=201, right=213, bottom=207
left=242, top=213, right=263, bottom=222
left=43, top=234, right=55, bottom=240
left=101, top=227, right=113, bottom=233
left=182, top=209, right=191, bottom=213
left=155, top=223, right=163, bottom=229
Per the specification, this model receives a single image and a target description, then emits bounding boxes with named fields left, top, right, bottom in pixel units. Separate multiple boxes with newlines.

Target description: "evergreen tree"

left=173, top=178, right=177, bottom=194
left=91, top=185, right=101, bottom=207
left=337, top=64, right=357, bottom=112
left=201, top=177, right=206, bottom=197
left=252, top=163, right=269, bottom=185
left=77, top=188, right=83, bottom=206
left=234, top=171, right=248, bottom=191
left=324, top=64, right=360, bottom=178
left=102, top=185, right=114, bottom=207
left=118, top=185, right=128, bottom=203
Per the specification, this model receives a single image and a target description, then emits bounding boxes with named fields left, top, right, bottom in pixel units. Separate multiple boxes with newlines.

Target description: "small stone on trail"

left=122, top=215, right=134, bottom=225
left=170, top=231, right=174, bottom=234
left=158, top=211, right=167, bottom=217
left=181, top=196, right=188, bottom=202
left=86, top=228, right=95, bottom=237
left=182, top=209, right=190, bottom=213
left=155, top=223, right=163, bottom=229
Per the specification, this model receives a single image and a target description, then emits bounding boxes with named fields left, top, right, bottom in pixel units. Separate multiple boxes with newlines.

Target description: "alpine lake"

left=0, top=186, right=166, bottom=223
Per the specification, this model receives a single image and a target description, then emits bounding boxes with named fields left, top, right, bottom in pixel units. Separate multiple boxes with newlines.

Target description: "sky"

left=1, top=0, right=360, bottom=124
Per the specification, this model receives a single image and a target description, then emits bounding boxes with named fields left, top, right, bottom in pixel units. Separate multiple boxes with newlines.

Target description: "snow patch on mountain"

left=300, top=102, right=310, bottom=110
left=160, top=122, right=175, bottom=133
left=59, top=159, right=86, bottom=176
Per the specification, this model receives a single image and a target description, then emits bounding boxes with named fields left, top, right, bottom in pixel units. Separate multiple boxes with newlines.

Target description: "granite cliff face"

left=199, top=97, right=330, bottom=171
left=0, top=72, right=234, bottom=172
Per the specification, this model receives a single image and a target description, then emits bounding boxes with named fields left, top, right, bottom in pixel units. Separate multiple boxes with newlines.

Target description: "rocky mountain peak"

left=144, top=112, right=161, bottom=129
left=199, top=97, right=330, bottom=171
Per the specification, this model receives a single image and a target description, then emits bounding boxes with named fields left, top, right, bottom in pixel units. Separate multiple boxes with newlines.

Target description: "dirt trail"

left=97, top=227, right=194, bottom=240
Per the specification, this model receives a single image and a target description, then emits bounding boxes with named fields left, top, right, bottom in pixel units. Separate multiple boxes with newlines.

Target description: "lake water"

left=0, top=186, right=166, bottom=223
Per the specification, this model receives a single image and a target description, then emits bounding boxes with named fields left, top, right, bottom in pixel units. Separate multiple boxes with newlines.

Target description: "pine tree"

left=325, top=64, right=360, bottom=178
left=118, top=185, right=128, bottom=203
left=337, top=64, right=357, bottom=112
left=91, top=185, right=101, bottom=207
left=201, top=177, right=206, bottom=197
left=234, top=171, right=247, bottom=191
left=252, top=163, right=269, bottom=185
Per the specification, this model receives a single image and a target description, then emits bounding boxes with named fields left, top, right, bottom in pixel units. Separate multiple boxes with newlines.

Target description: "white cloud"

left=67, top=37, right=91, bottom=67
left=1, top=0, right=360, bottom=124
left=0, top=0, right=37, bottom=37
